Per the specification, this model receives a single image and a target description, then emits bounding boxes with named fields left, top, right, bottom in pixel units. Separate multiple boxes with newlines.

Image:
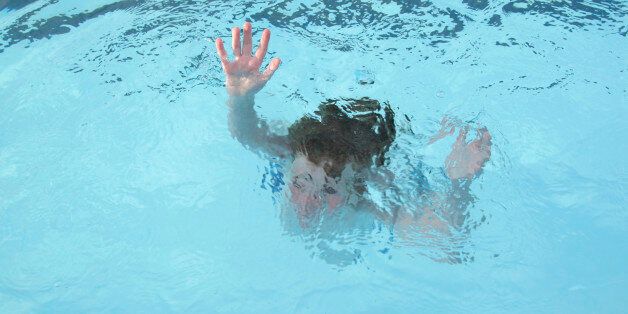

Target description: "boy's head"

left=287, top=97, right=396, bottom=178
left=285, top=97, right=396, bottom=221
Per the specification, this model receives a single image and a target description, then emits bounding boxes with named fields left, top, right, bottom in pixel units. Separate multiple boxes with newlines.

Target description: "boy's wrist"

left=228, top=93, right=255, bottom=107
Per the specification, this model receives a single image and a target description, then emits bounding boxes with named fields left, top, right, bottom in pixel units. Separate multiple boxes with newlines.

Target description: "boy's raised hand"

left=215, top=22, right=281, bottom=97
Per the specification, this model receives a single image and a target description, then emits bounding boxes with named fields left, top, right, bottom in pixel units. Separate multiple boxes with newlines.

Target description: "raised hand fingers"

left=262, top=58, right=281, bottom=81
left=242, top=22, right=253, bottom=56
left=254, top=29, right=270, bottom=61
left=231, top=27, right=241, bottom=57
left=215, top=38, right=230, bottom=73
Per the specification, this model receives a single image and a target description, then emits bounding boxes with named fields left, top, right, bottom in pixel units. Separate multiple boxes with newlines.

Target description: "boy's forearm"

left=228, top=94, right=264, bottom=148
left=227, top=95, right=288, bottom=157
left=442, top=179, right=474, bottom=228
left=228, top=94, right=255, bottom=108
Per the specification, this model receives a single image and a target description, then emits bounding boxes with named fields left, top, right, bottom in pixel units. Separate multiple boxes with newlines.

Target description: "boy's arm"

left=215, top=22, right=288, bottom=157
left=424, top=125, right=492, bottom=228
left=228, top=95, right=290, bottom=157
left=368, top=125, right=492, bottom=233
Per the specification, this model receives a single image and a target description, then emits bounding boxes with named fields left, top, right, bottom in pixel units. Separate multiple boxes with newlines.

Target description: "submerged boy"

left=215, top=22, right=491, bottom=233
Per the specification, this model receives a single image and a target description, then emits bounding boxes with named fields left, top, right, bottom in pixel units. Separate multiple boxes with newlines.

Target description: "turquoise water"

left=1, top=0, right=627, bottom=312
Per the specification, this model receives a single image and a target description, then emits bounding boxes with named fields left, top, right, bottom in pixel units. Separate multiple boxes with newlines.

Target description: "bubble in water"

left=354, top=69, right=374, bottom=85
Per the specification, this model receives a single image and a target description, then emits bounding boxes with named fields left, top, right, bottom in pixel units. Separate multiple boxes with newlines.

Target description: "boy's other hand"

left=215, top=22, right=281, bottom=97
left=445, top=127, right=492, bottom=180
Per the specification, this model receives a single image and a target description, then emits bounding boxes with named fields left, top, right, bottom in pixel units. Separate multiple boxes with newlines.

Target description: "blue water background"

left=0, top=0, right=626, bottom=312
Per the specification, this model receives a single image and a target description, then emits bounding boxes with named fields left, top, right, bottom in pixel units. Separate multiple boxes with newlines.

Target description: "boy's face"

left=288, top=154, right=346, bottom=219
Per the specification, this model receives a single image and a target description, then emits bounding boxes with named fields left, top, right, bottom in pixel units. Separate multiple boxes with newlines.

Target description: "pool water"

left=1, top=0, right=626, bottom=312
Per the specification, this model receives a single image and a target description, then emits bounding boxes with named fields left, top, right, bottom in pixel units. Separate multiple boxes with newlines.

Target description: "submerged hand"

left=215, top=22, right=281, bottom=97
left=445, top=127, right=492, bottom=180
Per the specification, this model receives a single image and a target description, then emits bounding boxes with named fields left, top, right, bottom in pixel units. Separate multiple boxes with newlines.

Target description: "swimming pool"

left=1, top=0, right=626, bottom=312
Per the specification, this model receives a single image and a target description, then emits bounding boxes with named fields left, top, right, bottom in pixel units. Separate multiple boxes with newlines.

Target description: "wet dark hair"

left=287, top=97, right=396, bottom=177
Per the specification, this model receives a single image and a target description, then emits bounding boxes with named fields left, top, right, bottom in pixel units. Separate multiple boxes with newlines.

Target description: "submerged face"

left=288, top=153, right=347, bottom=219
